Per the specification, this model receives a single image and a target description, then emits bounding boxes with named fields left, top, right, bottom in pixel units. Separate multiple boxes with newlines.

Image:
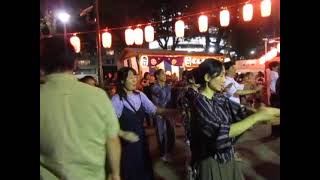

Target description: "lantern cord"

left=52, top=0, right=266, bottom=36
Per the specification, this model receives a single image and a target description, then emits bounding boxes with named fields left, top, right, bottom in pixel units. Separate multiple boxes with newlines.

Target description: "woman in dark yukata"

left=111, top=67, right=175, bottom=180
left=189, top=59, right=280, bottom=180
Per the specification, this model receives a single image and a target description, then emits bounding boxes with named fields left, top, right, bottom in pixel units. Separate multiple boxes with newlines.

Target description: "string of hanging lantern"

left=61, top=0, right=273, bottom=51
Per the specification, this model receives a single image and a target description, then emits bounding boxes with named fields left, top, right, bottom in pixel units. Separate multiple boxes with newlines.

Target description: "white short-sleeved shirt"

left=224, top=76, right=244, bottom=104
left=270, top=70, right=279, bottom=94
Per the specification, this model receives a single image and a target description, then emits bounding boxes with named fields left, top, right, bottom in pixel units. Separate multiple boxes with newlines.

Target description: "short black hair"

left=244, top=72, right=253, bottom=78
left=186, top=69, right=196, bottom=84
left=223, top=61, right=235, bottom=71
left=269, top=61, right=280, bottom=70
left=257, top=71, right=264, bottom=77
left=143, top=72, right=150, bottom=79
left=154, top=69, right=164, bottom=80
left=182, top=70, right=188, bottom=78
left=40, top=36, right=76, bottom=74
left=238, top=73, right=245, bottom=82
left=80, top=76, right=96, bottom=83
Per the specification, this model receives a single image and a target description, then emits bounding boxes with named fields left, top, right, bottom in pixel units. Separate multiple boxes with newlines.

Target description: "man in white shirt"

left=269, top=61, right=280, bottom=95
left=223, top=61, right=261, bottom=104
left=224, top=75, right=244, bottom=104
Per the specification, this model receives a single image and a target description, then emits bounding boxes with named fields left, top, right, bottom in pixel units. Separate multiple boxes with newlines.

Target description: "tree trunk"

left=157, top=37, right=169, bottom=50
left=205, top=32, right=210, bottom=52
left=215, top=28, right=225, bottom=53
left=164, top=37, right=168, bottom=50
left=171, top=37, right=180, bottom=51
left=158, top=39, right=165, bottom=49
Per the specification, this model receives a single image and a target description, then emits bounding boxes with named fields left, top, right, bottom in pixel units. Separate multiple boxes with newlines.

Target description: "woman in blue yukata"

left=190, top=59, right=280, bottom=180
left=111, top=67, right=175, bottom=180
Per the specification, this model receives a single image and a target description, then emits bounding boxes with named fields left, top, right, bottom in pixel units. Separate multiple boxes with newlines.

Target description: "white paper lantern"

left=125, top=28, right=134, bottom=46
left=102, top=32, right=112, bottom=48
left=144, top=25, right=154, bottom=42
left=261, top=0, right=272, bottom=17
left=220, top=9, right=230, bottom=27
left=175, top=20, right=185, bottom=38
left=134, top=27, right=144, bottom=45
left=198, top=15, right=208, bottom=33
left=243, top=3, right=253, bottom=22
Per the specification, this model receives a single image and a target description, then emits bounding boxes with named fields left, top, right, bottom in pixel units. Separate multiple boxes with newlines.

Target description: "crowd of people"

left=40, top=36, right=280, bottom=180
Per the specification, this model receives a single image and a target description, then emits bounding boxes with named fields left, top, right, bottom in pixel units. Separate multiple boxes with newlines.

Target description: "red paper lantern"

left=175, top=20, right=185, bottom=38
left=220, top=9, right=230, bottom=27
left=102, top=31, right=112, bottom=48
left=261, top=0, right=272, bottom=17
left=144, top=25, right=154, bottom=42
left=70, top=34, right=80, bottom=53
left=125, top=28, right=134, bottom=46
left=134, top=27, right=144, bottom=45
left=198, top=15, right=208, bottom=33
left=243, top=3, right=253, bottom=22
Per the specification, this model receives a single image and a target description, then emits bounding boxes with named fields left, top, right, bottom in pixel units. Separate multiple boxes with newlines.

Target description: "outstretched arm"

left=235, top=89, right=258, bottom=96
left=229, top=114, right=258, bottom=137
left=229, top=107, right=280, bottom=137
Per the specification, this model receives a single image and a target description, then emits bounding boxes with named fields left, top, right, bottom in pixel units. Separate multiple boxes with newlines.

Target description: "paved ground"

left=145, top=123, right=280, bottom=180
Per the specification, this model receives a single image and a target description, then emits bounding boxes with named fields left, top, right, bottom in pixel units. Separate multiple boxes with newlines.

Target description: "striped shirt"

left=190, top=93, right=248, bottom=164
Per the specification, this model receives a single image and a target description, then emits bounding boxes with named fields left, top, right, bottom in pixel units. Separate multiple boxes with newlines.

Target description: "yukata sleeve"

left=151, top=85, right=160, bottom=106
left=140, top=92, right=157, bottom=115
left=227, top=98, right=250, bottom=123
left=111, top=94, right=124, bottom=119
left=194, top=97, right=231, bottom=151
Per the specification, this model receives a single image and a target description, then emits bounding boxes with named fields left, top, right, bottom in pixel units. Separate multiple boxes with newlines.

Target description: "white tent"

left=235, top=59, right=265, bottom=73
left=234, top=56, right=280, bottom=73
